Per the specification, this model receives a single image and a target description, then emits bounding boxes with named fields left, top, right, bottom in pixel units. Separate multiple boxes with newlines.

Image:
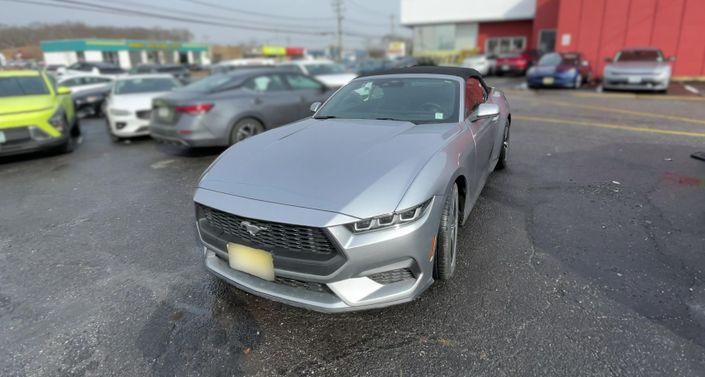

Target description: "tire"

left=495, top=120, right=510, bottom=170
left=56, top=117, right=77, bottom=154
left=574, top=74, right=582, bottom=89
left=230, top=118, right=265, bottom=145
left=106, top=119, right=120, bottom=143
left=434, top=183, right=459, bottom=281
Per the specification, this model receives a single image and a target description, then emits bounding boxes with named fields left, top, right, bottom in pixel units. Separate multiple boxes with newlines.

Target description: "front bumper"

left=602, top=75, right=669, bottom=91
left=0, top=126, right=68, bottom=157
left=195, top=188, right=443, bottom=313
left=527, top=73, right=577, bottom=88
left=106, top=111, right=151, bottom=138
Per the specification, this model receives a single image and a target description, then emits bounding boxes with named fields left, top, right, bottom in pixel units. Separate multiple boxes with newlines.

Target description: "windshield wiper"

left=375, top=117, right=417, bottom=124
left=313, top=115, right=337, bottom=120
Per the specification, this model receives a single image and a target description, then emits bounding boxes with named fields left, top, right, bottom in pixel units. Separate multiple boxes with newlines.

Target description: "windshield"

left=0, top=76, right=49, bottom=97
left=615, top=50, right=663, bottom=62
left=538, top=53, right=561, bottom=66
left=114, top=78, right=179, bottom=95
left=315, top=77, right=459, bottom=124
left=305, top=63, right=346, bottom=75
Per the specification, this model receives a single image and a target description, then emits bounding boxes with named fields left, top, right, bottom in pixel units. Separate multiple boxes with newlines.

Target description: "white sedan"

left=57, top=74, right=114, bottom=95
left=105, top=74, right=181, bottom=142
left=279, top=60, right=357, bottom=88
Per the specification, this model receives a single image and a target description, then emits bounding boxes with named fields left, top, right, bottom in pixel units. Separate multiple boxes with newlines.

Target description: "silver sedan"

left=149, top=68, right=334, bottom=147
left=194, top=67, right=511, bottom=312
left=602, top=48, right=674, bottom=92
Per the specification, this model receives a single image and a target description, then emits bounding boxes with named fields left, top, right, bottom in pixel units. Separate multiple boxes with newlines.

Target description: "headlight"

left=85, top=95, right=102, bottom=103
left=350, top=198, right=433, bottom=233
left=110, top=108, right=130, bottom=116
left=527, top=67, right=536, bottom=75
left=48, top=108, right=68, bottom=133
left=563, top=68, right=577, bottom=75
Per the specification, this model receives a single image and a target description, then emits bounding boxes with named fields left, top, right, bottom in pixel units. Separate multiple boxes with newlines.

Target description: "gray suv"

left=149, top=69, right=334, bottom=147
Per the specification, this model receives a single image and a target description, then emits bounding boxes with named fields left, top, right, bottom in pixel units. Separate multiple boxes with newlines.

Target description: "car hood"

left=111, top=92, right=169, bottom=110
left=606, top=61, right=670, bottom=73
left=0, top=95, right=55, bottom=116
left=199, top=118, right=457, bottom=219
left=315, top=73, right=358, bottom=88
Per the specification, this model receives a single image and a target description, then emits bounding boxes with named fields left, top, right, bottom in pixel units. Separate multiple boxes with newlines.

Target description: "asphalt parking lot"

left=2, top=77, right=705, bottom=376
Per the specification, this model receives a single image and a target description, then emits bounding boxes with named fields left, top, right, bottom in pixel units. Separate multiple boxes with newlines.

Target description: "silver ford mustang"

left=194, top=67, right=511, bottom=312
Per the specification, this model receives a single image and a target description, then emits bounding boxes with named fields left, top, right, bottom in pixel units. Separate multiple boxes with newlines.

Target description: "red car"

left=496, top=49, right=542, bottom=75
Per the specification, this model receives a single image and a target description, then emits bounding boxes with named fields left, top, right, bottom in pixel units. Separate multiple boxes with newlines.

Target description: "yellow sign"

left=262, top=46, right=286, bottom=56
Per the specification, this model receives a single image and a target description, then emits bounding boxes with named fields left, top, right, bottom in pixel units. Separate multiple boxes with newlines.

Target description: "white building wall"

left=43, top=51, right=77, bottom=66
left=84, top=50, right=103, bottom=62
left=200, top=51, right=211, bottom=65
left=401, top=0, right=535, bottom=25
left=118, top=51, right=131, bottom=69
left=187, top=51, right=194, bottom=64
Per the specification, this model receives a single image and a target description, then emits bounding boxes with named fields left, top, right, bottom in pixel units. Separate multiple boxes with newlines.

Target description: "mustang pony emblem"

left=241, top=221, right=267, bottom=236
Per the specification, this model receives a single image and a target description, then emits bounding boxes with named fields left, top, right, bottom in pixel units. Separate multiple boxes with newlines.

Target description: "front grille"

left=368, top=268, right=415, bottom=284
left=0, top=127, right=31, bottom=145
left=136, top=110, right=152, bottom=120
left=274, top=277, right=332, bottom=294
left=201, top=205, right=337, bottom=256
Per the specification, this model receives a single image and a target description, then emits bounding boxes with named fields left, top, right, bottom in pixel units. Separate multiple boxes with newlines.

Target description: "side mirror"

left=668, top=56, right=676, bottom=62
left=57, top=86, right=71, bottom=95
left=581, top=60, right=589, bottom=67
left=310, top=102, right=321, bottom=113
left=474, top=103, right=500, bottom=120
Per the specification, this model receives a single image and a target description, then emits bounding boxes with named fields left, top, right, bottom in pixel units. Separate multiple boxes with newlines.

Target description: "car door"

left=242, top=74, right=300, bottom=128
left=282, top=73, right=331, bottom=118
left=465, top=78, right=497, bottom=176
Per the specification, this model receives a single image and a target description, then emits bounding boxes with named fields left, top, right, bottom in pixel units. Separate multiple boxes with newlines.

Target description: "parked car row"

left=521, top=47, right=674, bottom=92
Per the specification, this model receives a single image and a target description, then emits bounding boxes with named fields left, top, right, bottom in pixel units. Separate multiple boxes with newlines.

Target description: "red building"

left=402, top=0, right=705, bottom=78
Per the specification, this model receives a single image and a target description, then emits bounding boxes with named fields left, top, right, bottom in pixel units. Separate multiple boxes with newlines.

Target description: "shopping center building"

left=40, top=39, right=211, bottom=69
left=401, top=0, right=705, bottom=78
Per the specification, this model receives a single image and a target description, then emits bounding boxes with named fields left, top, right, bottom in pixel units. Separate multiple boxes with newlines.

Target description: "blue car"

left=527, top=52, right=592, bottom=89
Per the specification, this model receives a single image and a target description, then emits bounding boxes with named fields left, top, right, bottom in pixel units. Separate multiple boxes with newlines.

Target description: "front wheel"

left=574, top=74, right=582, bottom=89
left=495, top=120, right=510, bottom=170
left=434, top=184, right=459, bottom=281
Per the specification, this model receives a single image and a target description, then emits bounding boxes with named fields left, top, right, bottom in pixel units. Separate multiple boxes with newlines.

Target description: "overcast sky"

left=0, top=0, right=409, bottom=49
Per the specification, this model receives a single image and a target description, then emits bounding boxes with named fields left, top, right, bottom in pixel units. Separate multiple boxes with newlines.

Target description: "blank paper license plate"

left=227, top=243, right=274, bottom=281
left=627, top=76, right=641, bottom=84
left=0, top=131, right=5, bottom=144
left=542, top=77, right=555, bottom=85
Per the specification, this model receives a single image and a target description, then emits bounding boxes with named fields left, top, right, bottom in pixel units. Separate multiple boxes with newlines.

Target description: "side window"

left=243, top=75, right=287, bottom=92
left=62, top=78, right=79, bottom=87
left=465, top=78, right=486, bottom=118
left=285, top=74, right=323, bottom=91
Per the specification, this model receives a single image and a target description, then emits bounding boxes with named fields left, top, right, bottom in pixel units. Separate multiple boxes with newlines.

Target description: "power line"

left=1, top=0, right=382, bottom=44
left=347, top=0, right=395, bottom=18
left=53, top=0, right=332, bottom=35
left=181, top=0, right=332, bottom=21
left=85, top=0, right=336, bottom=32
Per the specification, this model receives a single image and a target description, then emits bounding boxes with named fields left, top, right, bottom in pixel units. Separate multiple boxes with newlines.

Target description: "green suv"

left=0, top=70, right=80, bottom=157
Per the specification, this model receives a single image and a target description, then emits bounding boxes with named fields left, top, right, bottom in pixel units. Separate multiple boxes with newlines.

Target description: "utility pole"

left=390, top=14, right=395, bottom=36
left=332, top=0, right=344, bottom=62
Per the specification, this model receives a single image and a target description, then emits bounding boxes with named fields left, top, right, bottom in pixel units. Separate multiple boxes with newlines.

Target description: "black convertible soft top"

left=358, top=66, right=489, bottom=89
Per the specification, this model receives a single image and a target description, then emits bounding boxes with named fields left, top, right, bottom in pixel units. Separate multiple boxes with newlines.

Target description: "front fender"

left=395, top=135, right=468, bottom=212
